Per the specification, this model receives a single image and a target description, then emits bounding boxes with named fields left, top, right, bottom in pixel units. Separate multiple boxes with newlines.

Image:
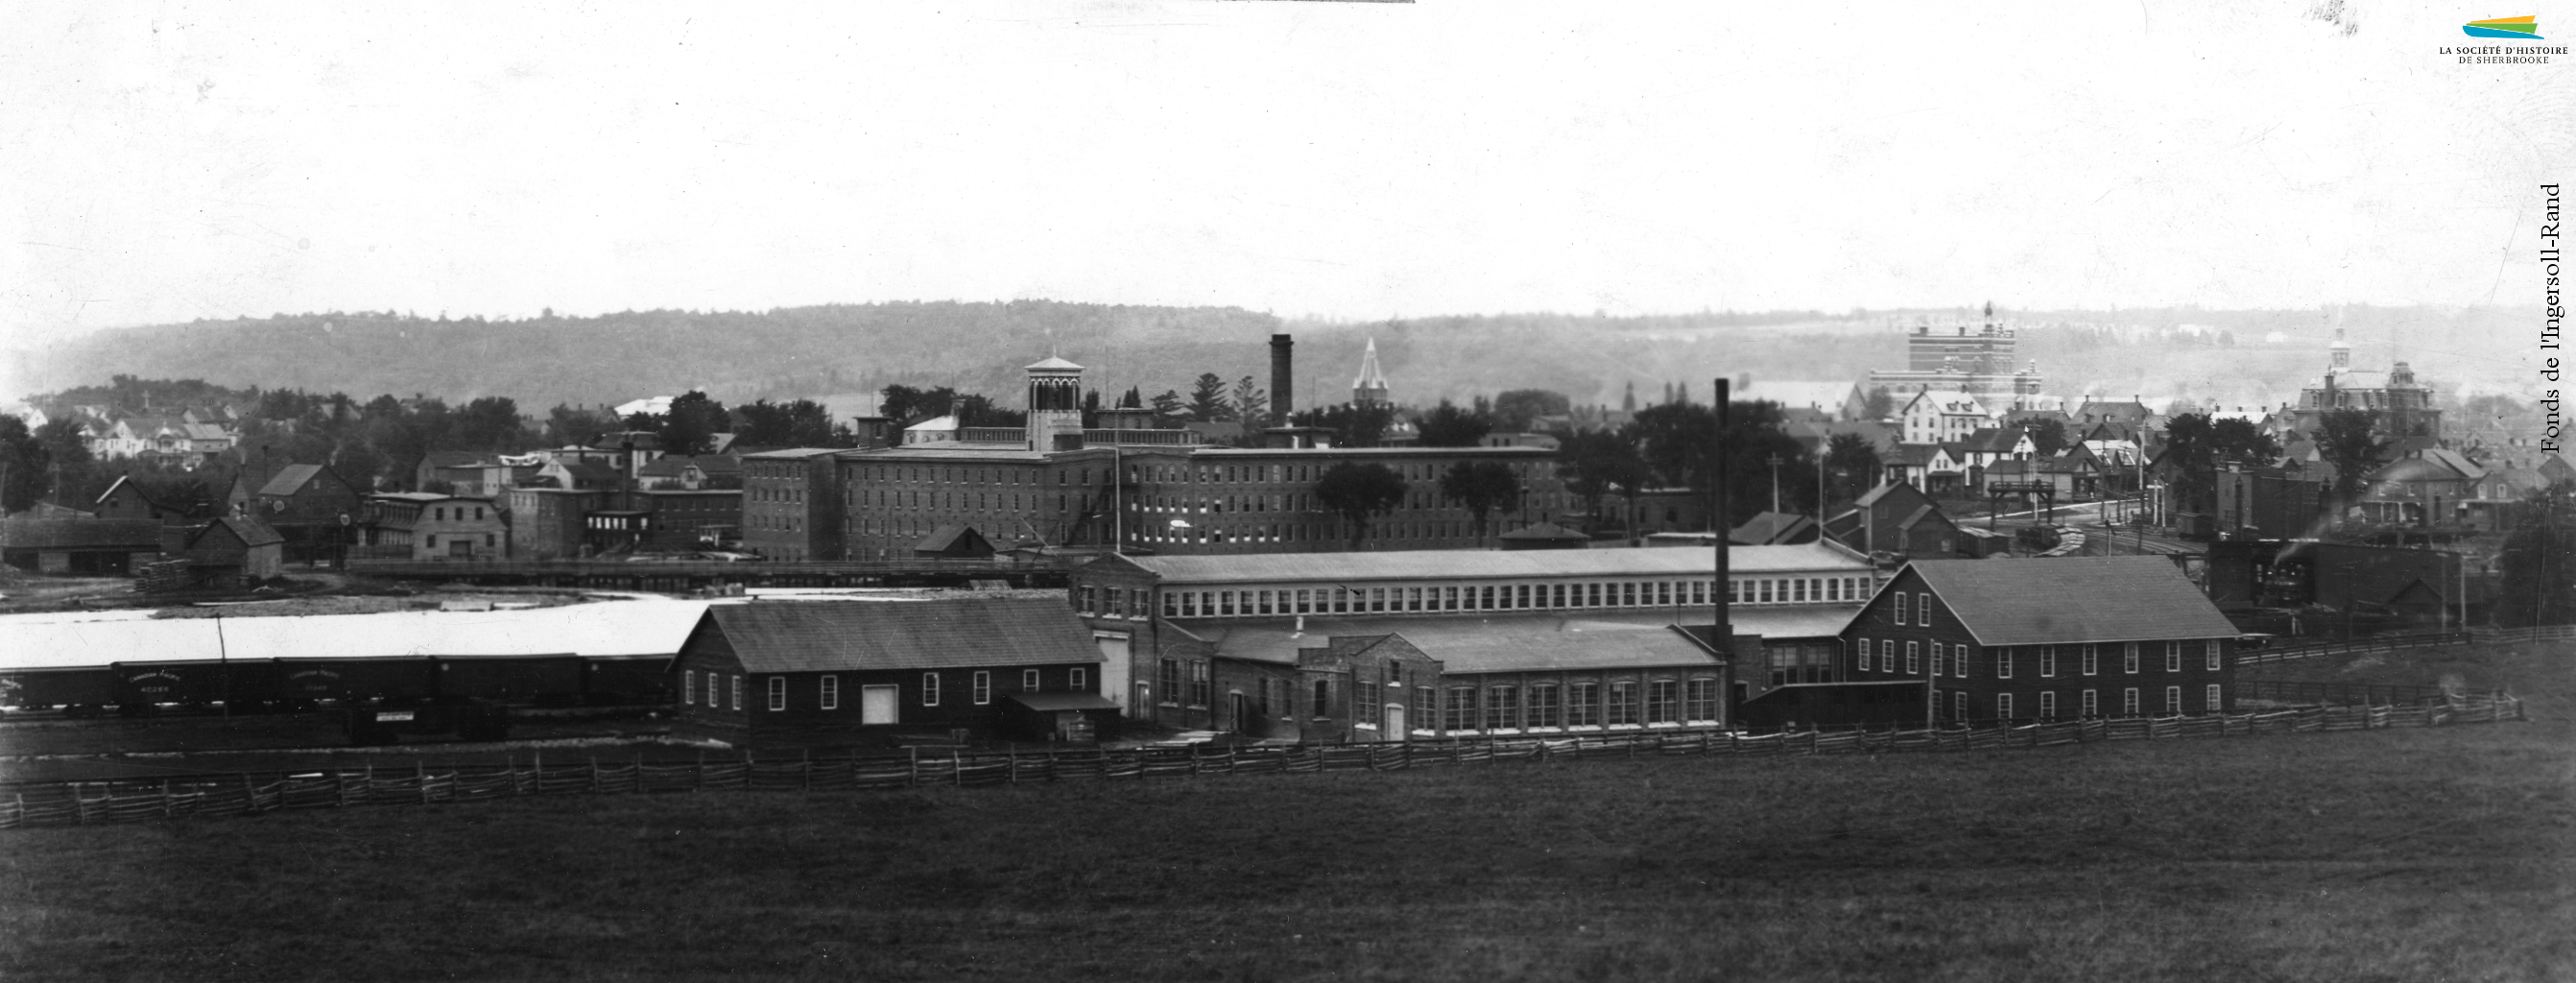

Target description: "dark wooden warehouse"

left=670, top=596, right=1108, bottom=744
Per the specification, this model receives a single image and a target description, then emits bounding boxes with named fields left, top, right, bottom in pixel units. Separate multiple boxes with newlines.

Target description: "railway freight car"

left=0, top=665, right=119, bottom=716
left=272, top=656, right=441, bottom=706
left=115, top=659, right=285, bottom=713
left=579, top=654, right=676, bottom=706
left=437, top=653, right=584, bottom=706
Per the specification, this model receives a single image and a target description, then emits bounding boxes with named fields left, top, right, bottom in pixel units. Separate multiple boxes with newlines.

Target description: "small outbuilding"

left=912, top=523, right=995, bottom=560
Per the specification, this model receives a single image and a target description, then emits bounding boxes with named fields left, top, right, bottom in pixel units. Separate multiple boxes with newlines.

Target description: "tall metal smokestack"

left=1712, top=377, right=1733, bottom=718
left=1270, top=333, right=1295, bottom=428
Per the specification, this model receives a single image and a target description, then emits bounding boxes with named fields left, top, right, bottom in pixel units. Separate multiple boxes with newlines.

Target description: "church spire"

left=1351, top=337, right=1391, bottom=407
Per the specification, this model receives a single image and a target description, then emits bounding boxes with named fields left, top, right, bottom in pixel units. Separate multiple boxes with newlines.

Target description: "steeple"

left=2328, top=327, right=2351, bottom=372
left=1351, top=337, right=1391, bottom=407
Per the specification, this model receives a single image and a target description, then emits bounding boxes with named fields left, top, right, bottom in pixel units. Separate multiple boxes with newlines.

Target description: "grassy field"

left=1, top=642, right=2569, bottom=982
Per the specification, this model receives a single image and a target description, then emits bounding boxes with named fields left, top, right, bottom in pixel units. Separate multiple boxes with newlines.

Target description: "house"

left=0, top=516, right=163, bottom=575
left=638, top=454, right=742, bottom=491
left=250, top=463, right=366, bottom=563
left=360, top=493, right=510, bottom=560
left=92, top=475, right=211, bottom=525
left=174, top=516, right=286, bottom=587
left=1837, top=556, right=2239, bottom=725
left=1066, top=544, right=1878, bottom=735
left=1884, top=444, right=1964, bottom=493
left=1896, top=389, right=1993, bottom=446
left=414, top=451, right=488, bottom=492
left=2072, top=398, right=2158, bottom=432
left=668, top=597, right=1109, bottom=743
left=1823, top=481, right=1962, bottom=559
left=2359, top=449, right=2487, bottom=526
left=1946, top=427, right=2035, bottom=473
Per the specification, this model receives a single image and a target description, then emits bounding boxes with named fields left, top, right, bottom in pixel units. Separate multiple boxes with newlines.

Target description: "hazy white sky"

left=3, top=1, right=2566, bottom=336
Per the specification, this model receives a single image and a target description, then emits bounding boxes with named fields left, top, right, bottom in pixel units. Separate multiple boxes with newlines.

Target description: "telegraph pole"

left=1712, top=378, right=1733, bottom=725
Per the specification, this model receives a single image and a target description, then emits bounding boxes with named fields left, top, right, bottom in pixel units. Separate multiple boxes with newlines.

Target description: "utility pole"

left=1712, top=377, right=1733, bottom=727
left=1769, top=453, right=1782, bottom=515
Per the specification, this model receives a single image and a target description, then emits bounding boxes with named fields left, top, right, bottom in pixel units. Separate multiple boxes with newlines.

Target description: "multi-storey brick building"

left=1839, top=556, right=2238, bottom=725
left=742, top=448, right=845, bottom=562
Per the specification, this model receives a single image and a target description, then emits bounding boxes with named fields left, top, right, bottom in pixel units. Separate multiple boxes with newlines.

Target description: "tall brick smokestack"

left=1270, top=333, right=1294, bottom=428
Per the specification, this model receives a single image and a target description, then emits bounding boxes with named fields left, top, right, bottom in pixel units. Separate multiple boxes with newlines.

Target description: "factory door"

left=1230, top=693, right=1255, bottom=736
left=860, top=685, right=899, bottom=725
left=1384, top=703, right=1406, bottom=740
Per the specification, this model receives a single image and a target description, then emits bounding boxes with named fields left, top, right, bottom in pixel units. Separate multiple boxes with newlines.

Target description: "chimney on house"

left=1270, top=333, right=1294, bottom=428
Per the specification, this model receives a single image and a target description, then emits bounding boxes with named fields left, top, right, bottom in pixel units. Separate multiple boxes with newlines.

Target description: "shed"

left=0, top=516, right=165, bottom=575
left=996, top=692, right=1122, bottom=743
left=913, top=523, right=995, bottom=559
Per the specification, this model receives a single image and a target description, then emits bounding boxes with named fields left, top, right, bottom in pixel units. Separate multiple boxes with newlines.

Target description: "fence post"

left=909, top=747, right=920, bottom=787
left=745, top=751, right=754, bottom=794
left=242, top=773, right=255, bottom=814
left=162, top=779, right=174, bottom=819
left=804, top=748, right=814, bottom=791
left=417, top=760, right=429, bottom=805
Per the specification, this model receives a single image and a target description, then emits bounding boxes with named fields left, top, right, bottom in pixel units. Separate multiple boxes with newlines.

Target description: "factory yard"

left=0, top=640, right=2566, bottom=982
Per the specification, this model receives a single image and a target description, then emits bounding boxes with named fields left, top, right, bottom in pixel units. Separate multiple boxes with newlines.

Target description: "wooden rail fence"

left=0, top=694, right=2525, bottom=830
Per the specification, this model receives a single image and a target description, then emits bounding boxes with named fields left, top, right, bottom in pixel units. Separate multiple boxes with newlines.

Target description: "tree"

left=2025, top=418, right=2068, bottom=457
left=2159, top=414, right=2217, bottom=515
left=736, top=399, right=838, bottom=447
left=1438, top=460, right=1522, bottom=540
left=0, top=414, right=52, bottom=512
left=660, top=390, right=728, bottom=456
left=452, top=396, right=527, bottom=452
left=880, top=384, right=959, bottom=425
left=545, top=404, right=614, bottom=447
left=1231, top=376, right=1269, bottom=428
left=2495, top=482, right=2576, bottom=627
left=1313, top=462, right=1408, bottom=548
left=1188, top=373, right=1232, bottom=422
left=1823, top=432, right=1882, bottom=505
left=2209, top=417, right=2282, bottom=466
left=1149, top=390, right=1185, bottom=424
left=2315, top=409, right=2386, bottom=505
left=1863, top=386, right=1896, bottom=420
left=1555, top=429, right=1646, bottom=534
left=1415, top=399, right=1492, bottom=447
left=1492, top=389, right=1570, bottom=432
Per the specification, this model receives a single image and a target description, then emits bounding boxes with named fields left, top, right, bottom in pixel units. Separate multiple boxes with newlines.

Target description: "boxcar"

left=116, top=659, right=285, bottom=710
left=582, top=655, right=676, bottom=706
left=274, top=656, right=440, bottom=704
left=437, top=654, right=584, bottom=704
left=0, top=666, right=119, bottom=713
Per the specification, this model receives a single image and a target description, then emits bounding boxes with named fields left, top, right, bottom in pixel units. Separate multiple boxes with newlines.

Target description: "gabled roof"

left=1954, top=427, right=2028, bottom=454
left=256, top=463, right=336, bottom=496
left=1024, top=355, right=1085, bottom=372
left=1852, top=480, right=1932, bottom=509
left=1170, top=611, right=1732, bottom=673
left=695, top=598, right=1101, bottom=673
left=1896, top=557, right=2238, bottom=646
left=191, top=515, right=285, bottom=549
left=1729, top=512, right=1816, bottom=545
left=903, top=415, right=960, bottom=432
left=1089, top=541, right=1868, bottom=586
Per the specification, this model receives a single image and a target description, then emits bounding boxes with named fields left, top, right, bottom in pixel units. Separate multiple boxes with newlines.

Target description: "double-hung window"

left=1022, top=669, right=1041, bottom=691
left=1995, top=648, right=2013, bottom=679
left=767, top=676, right=786, bottom=711
left=972, top=671, right=992, bottom=706
left=923, top=672, right=942, bottom=707
left=2040, top=645, right=2057, bottom=678
left=2205, top=641, right=2223, bottom=671
left=1856, top=637, right=1873, bottom=673
left=820, top=675, right=839, bottom=710
left=2165, top=641, right=2182, bottom=673
left=1905, top=641, right=1921, bottom=675
left=1917, top=593, right=1933, bottom=627
left=2123, top=642, right=2140, bottom=674
left=2082, top=644, right=2099, bottom=676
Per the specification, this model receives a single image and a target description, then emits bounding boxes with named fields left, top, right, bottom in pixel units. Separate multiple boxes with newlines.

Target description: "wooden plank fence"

left=2235, top=624, right=2576, bottom=668
left=0, top=693, right=2525, bottom=831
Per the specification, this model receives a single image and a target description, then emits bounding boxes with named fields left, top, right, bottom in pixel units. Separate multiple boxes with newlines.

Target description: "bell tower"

left=1025, top=355, right=1085, bottom=452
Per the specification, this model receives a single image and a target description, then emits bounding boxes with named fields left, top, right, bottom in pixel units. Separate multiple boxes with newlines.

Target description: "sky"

left=2, top=1, right=2568, bottom=338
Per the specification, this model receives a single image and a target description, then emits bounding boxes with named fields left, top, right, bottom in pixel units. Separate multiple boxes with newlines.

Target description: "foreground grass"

left=4, top=641, right=2570, bottom=982
left=3, top=714, right=2571, bottom=983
